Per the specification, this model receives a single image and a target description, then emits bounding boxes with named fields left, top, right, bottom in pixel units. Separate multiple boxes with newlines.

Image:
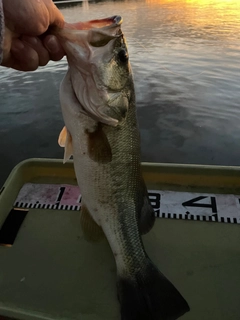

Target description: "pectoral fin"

left=58, top=126, right=73, bottom=163
left=86, top=123, right=112, bottom=164
left=80, top=204, right=105, bottom=242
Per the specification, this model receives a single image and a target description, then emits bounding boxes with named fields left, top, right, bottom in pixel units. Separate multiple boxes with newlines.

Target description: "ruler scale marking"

left=11, top=183, right=240, bottom=225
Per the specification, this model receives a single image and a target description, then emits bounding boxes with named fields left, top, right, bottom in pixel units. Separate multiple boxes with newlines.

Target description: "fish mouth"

left=83, top=16, right=122, bottom=29
left=64, top=15, right=123, bottom=31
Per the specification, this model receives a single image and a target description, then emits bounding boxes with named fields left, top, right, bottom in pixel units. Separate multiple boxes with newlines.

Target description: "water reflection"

left=0, top=0, right=240, bottom=186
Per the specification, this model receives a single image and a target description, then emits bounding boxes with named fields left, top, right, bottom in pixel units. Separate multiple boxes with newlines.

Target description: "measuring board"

left=13, top=183, right=240, bottom=224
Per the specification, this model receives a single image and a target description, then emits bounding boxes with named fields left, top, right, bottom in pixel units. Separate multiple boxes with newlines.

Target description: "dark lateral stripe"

left=0, top=208, right=28, bottom=246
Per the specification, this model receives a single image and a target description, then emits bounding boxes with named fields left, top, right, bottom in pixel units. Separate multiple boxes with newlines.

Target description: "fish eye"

left=118, top=49, right=128, bottom=63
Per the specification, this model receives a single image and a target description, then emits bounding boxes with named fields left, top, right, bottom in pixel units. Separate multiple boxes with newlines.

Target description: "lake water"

left=0, top=0, right=240, bottom=185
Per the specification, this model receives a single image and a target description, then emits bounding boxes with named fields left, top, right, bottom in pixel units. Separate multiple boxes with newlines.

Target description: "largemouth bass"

left=56, top=15, right=190, bottom=320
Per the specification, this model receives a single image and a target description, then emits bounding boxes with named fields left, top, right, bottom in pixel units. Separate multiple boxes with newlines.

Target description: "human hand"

left=1, top=0, right=65, bottom=71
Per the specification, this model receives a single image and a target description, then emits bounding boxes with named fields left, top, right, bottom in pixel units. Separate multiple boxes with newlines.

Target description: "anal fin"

left=138, top=179, right=155, bottom=235
left=80, top=204, right=105, bottom=242
left=139, top=195, right=155, bottom=235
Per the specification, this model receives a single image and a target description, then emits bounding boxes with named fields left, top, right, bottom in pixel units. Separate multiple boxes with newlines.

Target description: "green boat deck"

left=0, top=159, right=239, bottom=320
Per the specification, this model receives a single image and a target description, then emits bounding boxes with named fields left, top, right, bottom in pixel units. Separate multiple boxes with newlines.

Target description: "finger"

left=21, top=36, right=50, bottom=66
left=43, top=35, right=65, bottom=61
left=6, top=39, right=40, bottom=71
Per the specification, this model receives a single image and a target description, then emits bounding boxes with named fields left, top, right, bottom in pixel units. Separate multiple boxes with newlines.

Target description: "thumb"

left=44, top=0, right=65, bottom=29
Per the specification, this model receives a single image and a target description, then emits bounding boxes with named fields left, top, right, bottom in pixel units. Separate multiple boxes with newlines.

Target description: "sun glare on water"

left=145, top=0, right=240, bottom=9
left=185, top=0, right=238, bottom=5
left=145, top=0, right=240, bottom=36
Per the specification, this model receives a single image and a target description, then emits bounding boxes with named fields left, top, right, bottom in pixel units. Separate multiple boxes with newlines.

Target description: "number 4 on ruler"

left=182, top=196, right=217, bottom=214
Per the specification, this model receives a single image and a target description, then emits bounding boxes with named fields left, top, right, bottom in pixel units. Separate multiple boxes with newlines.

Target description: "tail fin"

left=117, top=258, right=190, bottom=320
